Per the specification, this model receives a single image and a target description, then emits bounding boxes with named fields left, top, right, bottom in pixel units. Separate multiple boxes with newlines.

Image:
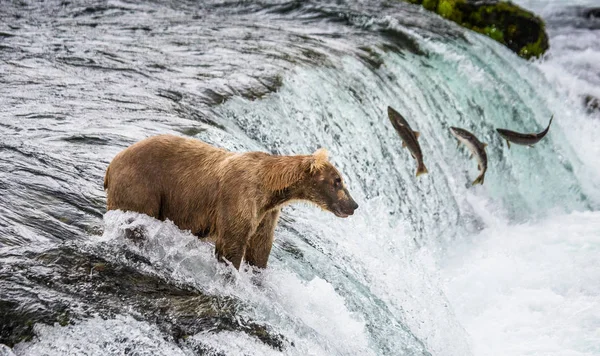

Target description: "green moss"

left=437, top=0, right=463, bottom=22
left=483, top=26, right=504, bottom=42
left=57, top=312, right=70, bottom=327
left=492, top=2, right=535, bottom=18
left=518, top=35, right=545, bottom=58
left=422, top=0, right=438, bottom=11
left=401, top=0, right=548, bottom=59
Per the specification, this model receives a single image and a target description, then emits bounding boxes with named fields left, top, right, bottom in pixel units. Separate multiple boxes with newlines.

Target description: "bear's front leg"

left=215, top=238, right=247, bottom=270
left=214, top=216, right=258, bottom=270
left=245, top=210, right=280, bottom=269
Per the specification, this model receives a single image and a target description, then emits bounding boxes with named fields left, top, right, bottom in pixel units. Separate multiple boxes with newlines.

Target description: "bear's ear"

left=262, top=150, right=329, bottom=192
left=310, top=148, right=329, bottom=173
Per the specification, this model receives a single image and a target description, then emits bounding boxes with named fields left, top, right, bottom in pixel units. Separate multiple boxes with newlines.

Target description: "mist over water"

left=1, top=0, right=599, bottom=355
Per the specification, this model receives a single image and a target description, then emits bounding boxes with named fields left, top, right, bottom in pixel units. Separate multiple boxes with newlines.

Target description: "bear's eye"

left=334, top=177, right=342, bottom=188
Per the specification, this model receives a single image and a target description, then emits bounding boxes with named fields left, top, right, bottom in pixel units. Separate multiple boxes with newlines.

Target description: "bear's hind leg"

left=107, top=182, right=162, bottom=219
left=245, top=210, right=280, bottom=269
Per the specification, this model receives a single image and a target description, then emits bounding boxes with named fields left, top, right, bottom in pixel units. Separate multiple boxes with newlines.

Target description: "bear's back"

left=105, top=135, right=234, bottom=230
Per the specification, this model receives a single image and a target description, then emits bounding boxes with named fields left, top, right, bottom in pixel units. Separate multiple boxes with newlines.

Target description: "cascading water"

left=1, top=0, right=599, bottom=355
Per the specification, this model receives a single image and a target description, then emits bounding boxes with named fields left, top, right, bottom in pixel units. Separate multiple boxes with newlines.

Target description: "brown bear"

left=104, top=134, right=358, bottom=270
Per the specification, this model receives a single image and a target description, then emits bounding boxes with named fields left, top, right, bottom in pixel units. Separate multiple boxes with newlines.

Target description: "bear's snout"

left=343, top=199, right=358, bottom=216
left=332, top=190, right=358, bottom=218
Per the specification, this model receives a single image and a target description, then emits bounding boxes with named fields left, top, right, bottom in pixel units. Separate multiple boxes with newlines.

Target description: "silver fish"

left=450, top=126, right=488, bottom=185
left=496, top=116, right=553, bottom=149
left=387, top=106, right=428, bottom=176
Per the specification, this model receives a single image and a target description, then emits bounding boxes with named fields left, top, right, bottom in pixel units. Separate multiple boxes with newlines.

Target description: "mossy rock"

left=404, top=0, right=549, bottom=59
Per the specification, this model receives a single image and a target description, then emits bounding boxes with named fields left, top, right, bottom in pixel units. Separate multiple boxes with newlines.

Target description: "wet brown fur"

left=104, top=134, right=353, bottom=270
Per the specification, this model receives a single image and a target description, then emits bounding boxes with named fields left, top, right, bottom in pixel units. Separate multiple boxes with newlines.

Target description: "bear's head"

left=300, top=149, right=359, bottom=218
left=264, top=148, right=359, bottom=217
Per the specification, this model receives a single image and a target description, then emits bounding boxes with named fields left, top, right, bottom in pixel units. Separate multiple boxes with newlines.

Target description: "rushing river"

left=1, top=0, right=599, bottom=355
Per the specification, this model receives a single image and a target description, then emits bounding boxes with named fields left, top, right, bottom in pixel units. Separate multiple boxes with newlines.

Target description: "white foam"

left=95, top=210, right=374, bottom=355
left=13, top=315, right=187, bottom=356
left=94, top=190, right=476, bottom=355
left=0, top=345, right=16, bottom=356
left=187, top=330, right=286, bottom=356
left=443, top=211, right=600, bottom=356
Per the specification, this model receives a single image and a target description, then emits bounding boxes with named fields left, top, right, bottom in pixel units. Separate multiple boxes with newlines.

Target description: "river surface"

left=1, top=0, right=599, bottom=355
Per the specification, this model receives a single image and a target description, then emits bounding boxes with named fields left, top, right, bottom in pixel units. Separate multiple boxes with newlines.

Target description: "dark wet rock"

left=157, top=89, right=183, bottom=103
left=171, top=101, right=226, bottom=130
left=357, top=46, right=384, bottom=70
left=62, top=135, right=112, bottom=146
left=583, top=7, right=600, bottom=19
left=72, top=5, right=133, bottom=18
left=126, top=26, right=152, bottom=32
left=379, top=28, right=426, bottom=56
left=238, top=85, right=279, bottom=101
left=0, top=245, right=287, bottom=350
left=202, top=88, right=229, bottom=105
left=583, top=94, right=600, bottom=114
left=177, top=127, right=207, bottom=137
left=348, top=86, right=365, bottom=104
left=300, top=48, right=329, bottom=64
left=551, top=6, right=600, bottom=30
left=0, top=286, right=76, bottom=346
left=277, top=240, right=305, bottom=260
left=123, top=224, right=147, bottom=244
left=197, top=74, right=285, bottom=106
left=56, top=55, right=151, bottom=77
left=404, top=0, right=549, bottom=59
left=258, top=75, right=284, bottom=93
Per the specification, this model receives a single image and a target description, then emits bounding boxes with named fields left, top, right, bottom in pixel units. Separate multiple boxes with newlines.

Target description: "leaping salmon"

left=449, top=126, right=488, bottom=186
left=495, top=115, right=553, bottom=149
left=387, top=106, right=428, bottom=176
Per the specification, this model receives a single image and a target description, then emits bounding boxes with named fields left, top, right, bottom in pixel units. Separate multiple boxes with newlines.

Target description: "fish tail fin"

left=541, top=115, right=554, bottom=136
left=472, top=174, right=485, bottom=186
left=416, top=163, right=428, bottom=177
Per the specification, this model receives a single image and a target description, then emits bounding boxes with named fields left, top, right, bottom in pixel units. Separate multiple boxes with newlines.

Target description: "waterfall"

left=1, top=0, right=599, bottom=355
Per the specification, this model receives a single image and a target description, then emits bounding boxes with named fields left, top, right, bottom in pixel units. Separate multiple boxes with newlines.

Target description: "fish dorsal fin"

left=483, top=143, right=488, bottom=149
left=413, top=131, right=420, bottom=139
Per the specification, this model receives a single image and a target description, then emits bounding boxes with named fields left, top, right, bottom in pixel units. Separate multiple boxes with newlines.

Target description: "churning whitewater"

left=1, top=0, right=599, bottom=355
